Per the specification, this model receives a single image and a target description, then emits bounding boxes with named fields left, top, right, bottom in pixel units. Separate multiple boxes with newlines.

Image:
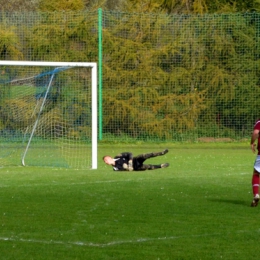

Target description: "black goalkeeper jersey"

left=113, top=152, right=133, bottom=171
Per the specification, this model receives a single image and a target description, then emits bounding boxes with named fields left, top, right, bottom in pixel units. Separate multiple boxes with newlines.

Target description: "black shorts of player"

left=133, top=157, right=145, bottom=171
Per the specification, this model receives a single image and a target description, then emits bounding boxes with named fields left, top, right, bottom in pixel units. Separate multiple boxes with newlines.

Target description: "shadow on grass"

left=208, top=198, right=249, bottom=207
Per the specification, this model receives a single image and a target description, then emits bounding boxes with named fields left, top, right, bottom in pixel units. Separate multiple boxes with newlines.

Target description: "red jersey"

left=254, top=120, right=260, bottom=155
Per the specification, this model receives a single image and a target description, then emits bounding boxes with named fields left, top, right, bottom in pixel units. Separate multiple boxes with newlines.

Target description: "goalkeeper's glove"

left=128, top=159, right=133, bottom=171
left=123, top=161, right=134, bottom=171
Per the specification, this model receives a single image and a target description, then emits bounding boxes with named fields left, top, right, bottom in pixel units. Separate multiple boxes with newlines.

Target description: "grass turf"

left=0, top=143, right=257, bottom=259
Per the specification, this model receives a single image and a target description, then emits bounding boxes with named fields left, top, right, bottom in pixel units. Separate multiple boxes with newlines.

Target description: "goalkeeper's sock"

left=142, top=164, right=161, bottom=170
left=252, top=174, right=259, bottom=196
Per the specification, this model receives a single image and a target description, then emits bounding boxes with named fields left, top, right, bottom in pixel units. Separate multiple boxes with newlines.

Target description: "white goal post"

left=0, top=60, right=97, bottom=169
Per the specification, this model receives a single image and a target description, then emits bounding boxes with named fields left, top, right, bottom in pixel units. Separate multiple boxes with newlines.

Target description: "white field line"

left=0, top=231, right=249, bottom=247
left=0, top=178, right=148, bottom=188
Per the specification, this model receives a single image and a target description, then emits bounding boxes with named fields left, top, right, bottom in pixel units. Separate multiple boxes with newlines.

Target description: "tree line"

left=101, top=11, right=260, bottom=140
left=0, top=0, right=260, bottom=14
left=0, top=9, right=259, bottom=141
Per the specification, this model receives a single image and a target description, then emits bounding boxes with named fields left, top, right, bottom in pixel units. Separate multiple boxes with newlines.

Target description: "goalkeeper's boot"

left=161, top=149, right=168, bottom=155
left=161, top=163, right=169, bottom=168
left=251, top=194, right=260, bottom=207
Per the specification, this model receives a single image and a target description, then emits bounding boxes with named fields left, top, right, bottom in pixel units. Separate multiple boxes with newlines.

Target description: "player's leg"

left=251, top=155, right=260, bottom=207
left=139, top=163, right=169, bottom=170
left=134, top=149, right=168, bottom=160
left=251, top=170, right=260, bottom=207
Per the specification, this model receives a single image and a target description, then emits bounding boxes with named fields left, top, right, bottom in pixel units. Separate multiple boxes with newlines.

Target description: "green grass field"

left=0, top=142, right=258, bottom=260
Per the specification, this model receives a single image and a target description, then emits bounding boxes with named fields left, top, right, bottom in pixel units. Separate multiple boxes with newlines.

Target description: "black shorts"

left=133, top=157, right=145, bottom=170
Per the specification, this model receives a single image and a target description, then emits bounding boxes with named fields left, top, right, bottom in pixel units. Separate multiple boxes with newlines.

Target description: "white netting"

left=0, top=64, right=94, bottom=168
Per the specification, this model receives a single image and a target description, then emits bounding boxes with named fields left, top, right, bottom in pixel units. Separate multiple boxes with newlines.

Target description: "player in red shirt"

left=250, top=119, right=260, bottom=206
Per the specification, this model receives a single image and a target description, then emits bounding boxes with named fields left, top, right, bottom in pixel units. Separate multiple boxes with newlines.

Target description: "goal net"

left=0, top=61, right=97, bottom=169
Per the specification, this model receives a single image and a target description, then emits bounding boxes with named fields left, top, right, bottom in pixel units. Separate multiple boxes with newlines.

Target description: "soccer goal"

left=0, top=61, right=97, bottom=169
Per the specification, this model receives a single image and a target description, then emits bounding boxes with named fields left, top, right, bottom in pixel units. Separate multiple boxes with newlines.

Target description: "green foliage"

left=101, top=12, right=260, bottom=140
left=1, top=0, right=260, bottom=13
left=0, top=99, right=36, bottom=130
left=0, top=26, right=23, bottom=60
left=0, top=11, right=259, bottom=141
left=157, top=0, right=260, bottom=14
left=205, top=0, right=260, bottom=13
left=0, top=0, right=38, bottom=11
left=103, top=87, right=205, bottom=139
left=26, top=12, right=98, bottom=61
left=38, top=0, right=85, bottom=11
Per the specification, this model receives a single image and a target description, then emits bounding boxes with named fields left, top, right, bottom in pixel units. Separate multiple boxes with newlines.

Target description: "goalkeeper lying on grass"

left=103, top=149, right=169, bottom=171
